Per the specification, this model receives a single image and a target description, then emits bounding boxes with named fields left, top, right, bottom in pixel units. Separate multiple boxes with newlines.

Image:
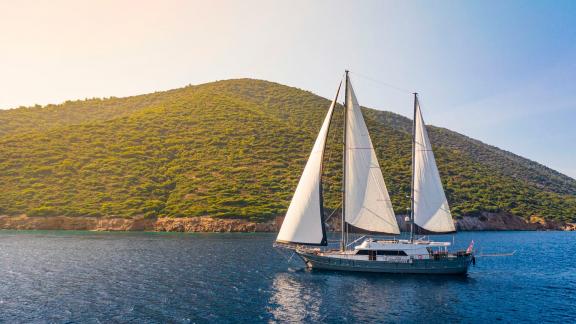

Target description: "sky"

left=1, top=0, right=575, bottom=177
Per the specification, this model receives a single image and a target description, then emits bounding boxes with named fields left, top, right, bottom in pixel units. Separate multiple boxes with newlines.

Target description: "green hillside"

left=0, top=79, right=575, bottom=223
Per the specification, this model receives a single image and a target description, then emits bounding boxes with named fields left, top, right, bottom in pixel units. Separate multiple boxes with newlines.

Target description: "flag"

left=466, top=240, right=475, bottom=254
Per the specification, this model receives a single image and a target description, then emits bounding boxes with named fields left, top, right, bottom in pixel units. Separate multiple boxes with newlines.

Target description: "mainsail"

left=276, top=82, right=342, bottom=245
left=344, top=76, right=400, bottom=234
left=412, top=96, right=456, bottom=233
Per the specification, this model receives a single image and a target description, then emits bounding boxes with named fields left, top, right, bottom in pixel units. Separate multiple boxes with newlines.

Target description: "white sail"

left=412, top=98, right=455, bottom=233
left=276, top=82, right=342, bottom=245
left=344, top=78, right=400, bottom=234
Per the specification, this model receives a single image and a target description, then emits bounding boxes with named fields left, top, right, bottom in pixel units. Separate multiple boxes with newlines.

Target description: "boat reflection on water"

left=269, top=272, right=323, bottom=322
left=269, top=269, right=472, bottom=322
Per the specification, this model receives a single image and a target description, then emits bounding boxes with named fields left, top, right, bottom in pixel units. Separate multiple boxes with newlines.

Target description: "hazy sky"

left=1, top=0, right=575, bottom=177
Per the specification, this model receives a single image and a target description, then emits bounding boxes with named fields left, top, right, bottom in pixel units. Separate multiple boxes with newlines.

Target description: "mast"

left=410, top=93, right=417, bottom=242
left=341, top=70, right=349, bottom=251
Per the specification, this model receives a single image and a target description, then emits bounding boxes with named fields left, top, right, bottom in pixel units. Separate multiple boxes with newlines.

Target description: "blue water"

left=0, top=231, right=574, bottom=323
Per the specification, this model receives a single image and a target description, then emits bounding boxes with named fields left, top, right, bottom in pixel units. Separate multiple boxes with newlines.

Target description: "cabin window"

left=377, top=250, right=407, bottom=256
left=356, top=250, right=407, bottom=256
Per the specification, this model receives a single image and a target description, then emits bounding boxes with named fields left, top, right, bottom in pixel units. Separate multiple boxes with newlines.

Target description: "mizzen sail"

left=276, top=81, right=342, bottom=245
left=412, top=96, right=456, bottom=233
left=344, top=77, right=399, bottom=234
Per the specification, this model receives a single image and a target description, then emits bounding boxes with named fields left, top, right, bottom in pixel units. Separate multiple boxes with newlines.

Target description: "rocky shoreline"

left=0, top=215, right=277, bottom=232
left=0, top=212, right=573, bottom=232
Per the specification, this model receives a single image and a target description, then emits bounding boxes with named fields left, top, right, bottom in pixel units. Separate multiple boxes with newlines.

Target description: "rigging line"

left=324, top=201, right=343, bottom=223
left=323, top=74, right=346, bottom=169
left=349, top=71, right=413, bottom=95
left=319, top=100, right=342, bottom=217
left=325, top=75, right=347, bottom=166
left=271, top=245, right=297, bottom=263
left=323, top=102, right=341, bottom=173
left=287, top=252, right=296, bottom=264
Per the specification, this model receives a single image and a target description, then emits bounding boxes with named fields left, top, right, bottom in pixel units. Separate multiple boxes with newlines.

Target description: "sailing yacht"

left=275, top=71, right=474, bottom=274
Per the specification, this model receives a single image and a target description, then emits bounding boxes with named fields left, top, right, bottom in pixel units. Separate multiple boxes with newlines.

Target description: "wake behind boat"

left=274, top=71, right=475, bottom=275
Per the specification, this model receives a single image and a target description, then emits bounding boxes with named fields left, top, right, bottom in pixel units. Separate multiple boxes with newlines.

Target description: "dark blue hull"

left=298, top=252, right=473, bottom=275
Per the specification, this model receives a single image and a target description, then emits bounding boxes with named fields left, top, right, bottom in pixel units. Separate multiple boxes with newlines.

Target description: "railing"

left=346, top=235, right=366, bottom=248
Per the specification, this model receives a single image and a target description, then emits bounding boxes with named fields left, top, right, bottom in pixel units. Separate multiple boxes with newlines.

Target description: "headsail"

left=344, top=76, right=400, bottom=234
left=412, top=96, right=455, bottom=233
left=276, top=81, right=342, bottom=245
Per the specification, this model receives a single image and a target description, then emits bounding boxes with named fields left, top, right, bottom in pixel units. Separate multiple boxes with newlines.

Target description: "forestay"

left=276, top=82, right=342, bottom=245
left=412, top=98, right=456, bottom=233
left=344, top=78, right=400, bottom=234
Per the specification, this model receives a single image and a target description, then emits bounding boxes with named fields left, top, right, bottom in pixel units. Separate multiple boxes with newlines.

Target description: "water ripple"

left=0, top=230, right=573, bottom=323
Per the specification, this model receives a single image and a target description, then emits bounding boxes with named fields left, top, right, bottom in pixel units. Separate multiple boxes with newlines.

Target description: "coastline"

left=0, top=215, right=277, bottom=232
left=0, top=213, right=573, bottom=232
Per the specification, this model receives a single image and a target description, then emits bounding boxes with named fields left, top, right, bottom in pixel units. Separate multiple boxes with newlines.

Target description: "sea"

left=0, top=230, right=573, bottom=323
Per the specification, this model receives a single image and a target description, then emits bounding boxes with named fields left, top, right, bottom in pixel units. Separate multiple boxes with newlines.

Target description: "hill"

left=0, top=79, right=574, bottom=228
